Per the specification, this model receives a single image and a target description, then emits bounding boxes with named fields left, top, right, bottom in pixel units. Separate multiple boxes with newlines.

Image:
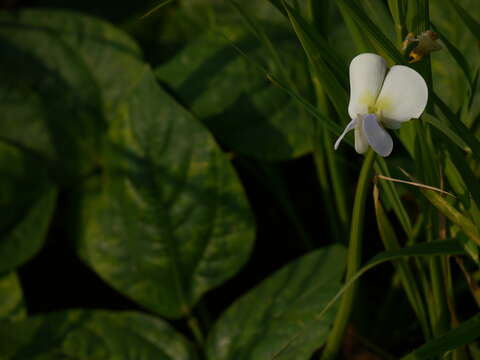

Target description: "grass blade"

left=448, top=0, right=480, bottom=43
left=401, top=311, right=480, bottom=359
left=140, top=0, right=176, bottom=19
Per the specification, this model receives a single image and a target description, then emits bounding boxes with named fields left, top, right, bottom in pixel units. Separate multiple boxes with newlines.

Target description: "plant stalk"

left=320, top=149, right=376, bottom=360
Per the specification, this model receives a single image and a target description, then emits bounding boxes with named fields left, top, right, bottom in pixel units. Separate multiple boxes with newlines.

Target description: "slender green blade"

left=282, top=0, right=348, bottom=119
left=140, top=0, right=176, bottom=19
left=431, top=23, right=472, bottom=87
left=315, top=240, right=465, bottom=324
left=375, top=158, right=413, bottom=236
left=420, top=187, right=480, bottom=246
left=448, top=0, right=480, bottom=43
left=401, top=312, right=480, bottom=359
left=335, top=0, right=404, bottom=64
left=422, top=113, right=469, bottom=151
left=373, top=185, right=430, bottom=338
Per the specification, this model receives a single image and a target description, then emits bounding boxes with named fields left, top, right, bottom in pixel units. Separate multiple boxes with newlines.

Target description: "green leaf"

left=362, top=0, right=396, bottom=43
left=0, top=272, right=26, bottom=322
left=432, top=92, right=480, bottom=163
left=418, top=186, right=480, bottom=246
left=206, top=244, right=346, bottom=360
left=422, top=113, right=469, bottom=151
left=0, top=142, right=57, bottom=273
left=401, top=312, right=480, bottom=360
left=0, top=310, right=196, bottom=360
left=335, top=0, right=404, bottom=64
left=0, top=10, right=107, bottom=179
left=156, top=25, right=314, bottom=161
left=443, top=144, right=480, bottom=224
left=448, top=0, right=480, bottom=44
left=431, top=23, right=473, bottom=87
left=375, top=158, right=413, bottom=237
left=373, top=185, right=430, bottom=338
left=281, top=0, right=349, bottom=120
left=4, top=9, right=145, bottom=109
left=78, top=68, right=254, bottom=319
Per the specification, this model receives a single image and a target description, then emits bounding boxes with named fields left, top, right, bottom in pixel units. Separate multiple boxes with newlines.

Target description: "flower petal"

left=355, top=116, right=369, bottom=154
left=348, top=53, right=387, bottom=119
left=362, top=114, right=393, bottom=157
left=375, top=65, right=428, bottom=123
left=334, top=119, right=356, bottom=150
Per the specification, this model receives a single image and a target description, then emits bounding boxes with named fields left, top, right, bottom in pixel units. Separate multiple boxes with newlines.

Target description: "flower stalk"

left=320, top=149, right=376, bottom=360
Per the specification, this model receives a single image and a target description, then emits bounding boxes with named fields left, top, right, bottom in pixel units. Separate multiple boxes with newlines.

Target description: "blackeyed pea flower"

left=334, top=53, right=428, bottom=157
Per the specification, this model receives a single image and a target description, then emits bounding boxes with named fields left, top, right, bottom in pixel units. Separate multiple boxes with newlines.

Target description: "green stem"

left=313, top=136, right=342, bottom=242
left=311, top=69, right=349, bottom=242
left=373, top=184, right=431, bottom=339
left=429, top=241, right=450, bottom=336
left=187, top=314, right=205, bottom=346
left=324, top=129, right=350, bottom=234
left=320, top=150, right=376, bottom=360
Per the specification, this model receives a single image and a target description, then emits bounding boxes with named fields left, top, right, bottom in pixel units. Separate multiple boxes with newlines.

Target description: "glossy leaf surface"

left=207, top=244, right=346, bottom=360
left=78, top=69, right=254, bottom=319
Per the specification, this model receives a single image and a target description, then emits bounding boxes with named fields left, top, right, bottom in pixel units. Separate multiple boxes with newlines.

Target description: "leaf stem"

left=320, top=149, right=376, bottom=360
left=187, top=314, right=205, bottom=347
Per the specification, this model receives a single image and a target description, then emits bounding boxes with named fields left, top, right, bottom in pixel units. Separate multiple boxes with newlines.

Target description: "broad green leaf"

left=155, top=0, right=287, bottom=62
left=206, top=244, right=346, bottom=360
left=0, top=272, right=26, bottom=321
left=401, top=311, right=480, bottom=360
left=0, top=310, right=196, bottom=360
left=0, top=142, right=57, bottom=273
left=0, top=9, right=148, bottom=117
left=0, top=11, right=106, bottom=179
left=78, top=68, right=254, bottom=319
left=156, top=25, right=314, bottom=161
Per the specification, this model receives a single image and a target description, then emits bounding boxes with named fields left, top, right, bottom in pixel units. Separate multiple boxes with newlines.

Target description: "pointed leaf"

left=207, top=244, right=346, bottom=360
left=78, top=68, right=254, bottom=319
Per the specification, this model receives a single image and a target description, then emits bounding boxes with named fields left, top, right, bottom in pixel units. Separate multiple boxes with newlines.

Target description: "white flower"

left=334, top=53, right=428, bottom=157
